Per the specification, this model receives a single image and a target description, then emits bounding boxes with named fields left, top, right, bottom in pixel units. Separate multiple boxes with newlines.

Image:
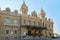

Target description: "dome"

left=6, top=7, right=10, bottom=11
left=32, top=10, right=37, bottom=17
left=14, top=9, right=18, bottom=14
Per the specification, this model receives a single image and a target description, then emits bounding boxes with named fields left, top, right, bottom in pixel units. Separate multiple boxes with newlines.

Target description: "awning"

left=22, top=25, right=47, bottom=30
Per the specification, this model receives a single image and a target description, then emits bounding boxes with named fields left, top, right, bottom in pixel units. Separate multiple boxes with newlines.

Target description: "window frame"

left=14, top=30, right=17, bottom=34
left=5, top=17, right=10, bottom=23
left=6, top=30, right=9, bottom=34
left=14, top=18, right=18, bottom=25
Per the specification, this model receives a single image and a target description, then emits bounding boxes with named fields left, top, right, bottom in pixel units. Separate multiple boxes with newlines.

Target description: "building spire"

left=23, top=0, right=25, bottom=4
left=40, top=8, right=45, bottom=19
left=20, top=0, right=28, bottom=15
left=41, top=8, right=44, bottom=13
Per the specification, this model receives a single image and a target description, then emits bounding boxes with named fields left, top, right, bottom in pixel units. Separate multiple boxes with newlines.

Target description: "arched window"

left=6, top=7, right=10, bottom=14
left=5, top=17, right=10, bottom=23
left=28, top=20, right=31, bottom=25
left=24, top=19, right=26, bottom=25
left=32, top=11, right=37, bottom=17
left=14, top=18, right=18, bottom=25
left=14, top=10, right=18, bottom=15
left=33, top=21, right=35, bottom=25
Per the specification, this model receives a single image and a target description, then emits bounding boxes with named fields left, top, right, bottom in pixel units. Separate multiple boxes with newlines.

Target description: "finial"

left=23, top=0, right=25, bottom=4
left=41, top=8, right=44, bottom=12
left=41, top=8, right=43, bottom=10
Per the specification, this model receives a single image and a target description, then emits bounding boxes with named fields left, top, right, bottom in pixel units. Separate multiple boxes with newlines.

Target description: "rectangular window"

left=33, top=21, right=35, bottom=25
left=28, top=20, right=31, bottom=25
left=49, top=25, right=50, bottom=28
left=45, top=24, right=47, bottom=27
left=14, top=10, right=18, bottom=14
left=34, top=14, right=37, bottom=17
left=24, top=19, right=26, bottom=25
left=6, top=30, right=9, bottom=34
left=6, top=11, right=10, bottom=14
left=14, top=30, right=17, bottom=34
left=42, top=22, right=44, bottom=26
left=38, top=22, right=40, bottom=26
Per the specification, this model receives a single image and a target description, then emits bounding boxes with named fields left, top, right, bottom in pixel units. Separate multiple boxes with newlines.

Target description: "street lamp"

left=11, top=31, right=13, bottom=38
left=11, top=32, right=13, bottom=35
left=24, top=32, right=26, bottom=36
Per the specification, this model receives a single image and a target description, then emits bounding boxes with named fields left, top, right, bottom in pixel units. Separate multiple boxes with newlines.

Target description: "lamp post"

left=24, top=32, right=26, bottom=37
left=11, top=31, right=13, bottom=38
left=11, top=32, right=13, bottom=35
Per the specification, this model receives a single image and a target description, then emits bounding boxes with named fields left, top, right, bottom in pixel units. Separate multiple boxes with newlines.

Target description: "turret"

left=20, top=1, right=28, bottom=15
left=39, top=8, right=45, bottom=19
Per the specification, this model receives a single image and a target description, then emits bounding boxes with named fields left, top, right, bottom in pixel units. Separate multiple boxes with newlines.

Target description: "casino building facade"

left=0, top=1, right=53, bottom=39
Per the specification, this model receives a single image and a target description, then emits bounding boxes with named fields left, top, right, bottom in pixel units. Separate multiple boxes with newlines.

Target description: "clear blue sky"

left=0, top=0, right=60, bottom=34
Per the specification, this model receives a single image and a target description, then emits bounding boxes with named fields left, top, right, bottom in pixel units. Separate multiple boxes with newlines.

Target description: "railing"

left=4, top=23, right=20, bottom=26
left=4, top=23, right=11, bottom=25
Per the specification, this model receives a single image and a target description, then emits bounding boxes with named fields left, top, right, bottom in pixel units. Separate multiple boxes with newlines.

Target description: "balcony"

left=4, top=23, right=11, bottom=25
left=4, top=23, right=20, bottom=26
left=13, top=24, right=20, bottom=26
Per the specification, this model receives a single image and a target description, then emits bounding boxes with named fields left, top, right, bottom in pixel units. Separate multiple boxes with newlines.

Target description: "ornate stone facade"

left=0, top=1, right=53, bottom=39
